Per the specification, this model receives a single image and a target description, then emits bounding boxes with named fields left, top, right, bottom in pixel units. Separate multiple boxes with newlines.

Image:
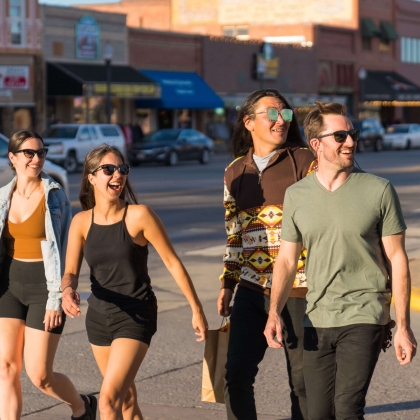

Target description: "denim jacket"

left=0, top=172, right=72, bottom=311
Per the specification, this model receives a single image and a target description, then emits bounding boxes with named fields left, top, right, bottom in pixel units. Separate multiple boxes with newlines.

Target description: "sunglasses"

left=14, top=148, right=49, bottom=159
left=318, top=129, right=360, bottom=143
left=91, top=163, right=130, bottom=176
left=250, top=108, right=294, bottom=123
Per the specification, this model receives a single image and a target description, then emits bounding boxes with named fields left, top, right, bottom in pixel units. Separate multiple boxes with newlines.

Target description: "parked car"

left=383, top=124, right=420, bottom=149
left=0, top=133, right=69, bottom=195
left=41, top=124, right=126, bottom=173
left=128, top=128, right=214, bottom=166
left=351, top=118, right=385, bottom=152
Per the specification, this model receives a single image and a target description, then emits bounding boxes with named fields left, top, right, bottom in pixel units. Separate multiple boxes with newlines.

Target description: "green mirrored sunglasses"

left=249, top=108, right=293, bottom=123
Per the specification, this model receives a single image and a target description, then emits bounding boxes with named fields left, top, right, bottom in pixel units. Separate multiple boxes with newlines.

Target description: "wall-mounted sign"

left=254, top=43, right=279, bottom=80
left=75, top=15, right=100, bottom=60
left=0, top=66, right=29, bottom=89
left=92, top=83, right=160, bottom=98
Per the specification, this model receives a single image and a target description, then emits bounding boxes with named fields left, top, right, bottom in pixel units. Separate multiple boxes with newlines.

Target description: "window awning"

left=380, top=21, right=399, bottom=40
left=47, top=62, right=160, bottom=98
left=361, top=18, right=380, bottom=38
left=135, top=70, right=224, bottom=109
left=364, top=71, right=420, bottom=101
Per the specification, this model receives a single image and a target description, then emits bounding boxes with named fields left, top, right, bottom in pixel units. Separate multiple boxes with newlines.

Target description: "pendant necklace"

left=15, top=183, right=40, bottom=200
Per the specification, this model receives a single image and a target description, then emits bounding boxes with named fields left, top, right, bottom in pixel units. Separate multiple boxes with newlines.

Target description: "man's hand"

left=61, top=287, right=81, bottom=318
left=264, top=311, right=285, bottom=349
left=43, top=310, right=62, bottom=332
left=394, top=327, right=417, bottom=365
left=217, top=288, right=233, bottom=316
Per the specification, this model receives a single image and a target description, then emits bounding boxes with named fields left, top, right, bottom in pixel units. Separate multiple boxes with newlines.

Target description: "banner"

left=75, top=15, right=100, bottom=60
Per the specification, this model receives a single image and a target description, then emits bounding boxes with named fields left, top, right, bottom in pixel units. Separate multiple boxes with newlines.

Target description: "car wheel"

left=357, top=140, right=365, bottom=153
left=166, top=151, right=178, bottom=166
left=199, top=149, right=210, bottom=164
left=406, top=139, right=412, bottom=150
left=374, top=138, right=383, bottom=152
left=64, top=152, right=78, bottom=173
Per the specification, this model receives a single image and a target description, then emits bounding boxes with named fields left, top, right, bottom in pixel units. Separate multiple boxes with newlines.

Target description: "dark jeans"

left=303, top=324, right=385, bottom=420
left=224, top=286, right=307, bottom=420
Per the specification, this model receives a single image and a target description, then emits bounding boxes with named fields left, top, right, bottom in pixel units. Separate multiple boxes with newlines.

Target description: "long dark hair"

left=231, top=89, right=305, bottom=157
left=79, top=144, right=138, bottom=210
left=8, top=130, right=44, bottom=170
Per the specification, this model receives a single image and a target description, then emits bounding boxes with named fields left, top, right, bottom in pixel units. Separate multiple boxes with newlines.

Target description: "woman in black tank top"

left=61, top=145, right=208, bottom=420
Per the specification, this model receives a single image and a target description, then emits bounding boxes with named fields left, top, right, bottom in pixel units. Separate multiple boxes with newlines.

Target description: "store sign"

left=92, top=83, right=160, bottom=98
left=0, top=66, right=29, bottom=89
left=255, top=43, right=279, bottom=80
left=75, top=15, right=100, bottom=60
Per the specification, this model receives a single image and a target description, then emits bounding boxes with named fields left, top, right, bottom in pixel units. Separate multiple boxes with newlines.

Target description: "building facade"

left=0, top=0, right=44, bottom=137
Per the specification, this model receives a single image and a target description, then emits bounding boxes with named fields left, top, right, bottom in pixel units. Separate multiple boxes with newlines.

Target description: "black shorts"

left=0, top=256, right=65, bottom=334
left=85, top=297, right=158, bottom=346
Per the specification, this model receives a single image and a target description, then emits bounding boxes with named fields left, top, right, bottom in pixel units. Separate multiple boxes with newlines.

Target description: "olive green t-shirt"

left=281, top=168, right=406, bottom=328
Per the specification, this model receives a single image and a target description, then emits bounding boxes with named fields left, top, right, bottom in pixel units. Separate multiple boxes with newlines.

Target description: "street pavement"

left=23, top=150, right=420, bottom=419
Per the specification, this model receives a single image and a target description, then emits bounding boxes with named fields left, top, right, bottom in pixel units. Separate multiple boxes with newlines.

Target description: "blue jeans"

left=303, top=324, right=385, bottom=420
left=224, top=286, right=307, bottom=420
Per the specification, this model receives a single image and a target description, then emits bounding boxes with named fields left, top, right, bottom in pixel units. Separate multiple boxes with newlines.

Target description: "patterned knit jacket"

left=220, top=145, right=316, bottom=293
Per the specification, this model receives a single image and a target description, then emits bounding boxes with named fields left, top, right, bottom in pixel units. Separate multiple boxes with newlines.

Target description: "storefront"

left=361, top=70, right=420, bottom=124
left=135, top=70, right=223, bottom=133
left=46, top=62, right=160, bottom=125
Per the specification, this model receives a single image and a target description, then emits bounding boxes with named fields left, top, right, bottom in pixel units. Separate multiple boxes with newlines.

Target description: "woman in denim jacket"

left=0, top=131, right=96, bottom=419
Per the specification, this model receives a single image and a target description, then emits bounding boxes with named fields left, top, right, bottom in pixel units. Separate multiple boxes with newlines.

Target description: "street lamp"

left=103, top=43, right=113, bottom=124
left=358, top=68, right=367, bottom=118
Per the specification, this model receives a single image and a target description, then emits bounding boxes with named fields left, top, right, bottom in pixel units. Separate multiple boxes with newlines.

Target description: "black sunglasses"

left=14, top=148, right=49, bottom=159
left=318, top=129, right=360, bottom=143
left=91, top=164, right=130, bottom=176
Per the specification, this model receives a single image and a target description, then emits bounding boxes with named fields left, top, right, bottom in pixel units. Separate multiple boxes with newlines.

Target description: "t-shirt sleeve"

left=379, top=182, right=407, bottom=237
left=280, top=189, right=302, bottom=243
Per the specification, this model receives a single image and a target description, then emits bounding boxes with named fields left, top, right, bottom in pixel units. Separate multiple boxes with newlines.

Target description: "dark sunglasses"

left=249, top=108, right=294, bottom=123
left=14, top=148, right=48, bottom=159
left=318, top=129, right=360, bottom=143
left=91, top=163, right=130, bottom=176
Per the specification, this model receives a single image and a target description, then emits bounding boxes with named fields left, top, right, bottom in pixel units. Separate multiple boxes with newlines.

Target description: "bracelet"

left=61, top=285, right=73, bottom=293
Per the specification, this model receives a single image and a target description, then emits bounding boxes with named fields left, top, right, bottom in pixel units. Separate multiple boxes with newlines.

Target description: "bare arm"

left=61, top=213, right=86, bottom=318
left=382, top=232, right=417, bottom=364
left=264, top=240, right=302, bottom=348
left=140, top=206, right=208, bottom=341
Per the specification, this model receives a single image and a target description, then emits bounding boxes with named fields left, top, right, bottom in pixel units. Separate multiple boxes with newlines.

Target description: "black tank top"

left=84, top=203, right=152, bottom=314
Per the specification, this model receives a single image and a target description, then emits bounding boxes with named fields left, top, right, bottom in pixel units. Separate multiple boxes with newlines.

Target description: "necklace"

left=15, top=183, right=40, bottom=200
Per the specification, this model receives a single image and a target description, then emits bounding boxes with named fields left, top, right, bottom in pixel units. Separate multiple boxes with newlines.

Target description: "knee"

left=99, top=392, right=122, bottom=416
left=307, top=406, right=334, bottom=420
left=225, top=362, right=258, bottom=387
left=29, top=372, right=53, bottom=391
left=0, top=359, right=21, bottom=382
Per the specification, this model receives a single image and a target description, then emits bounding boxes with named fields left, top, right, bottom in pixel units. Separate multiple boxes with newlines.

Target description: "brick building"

left=0, top=0, right=44, bottom=137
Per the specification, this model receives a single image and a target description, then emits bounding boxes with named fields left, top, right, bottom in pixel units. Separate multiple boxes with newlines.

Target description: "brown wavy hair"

left=79, top=144, right=138, bottom=210
left=8, top=130, right=44, bottom=170
left=231, top=89, right=305, bottom=157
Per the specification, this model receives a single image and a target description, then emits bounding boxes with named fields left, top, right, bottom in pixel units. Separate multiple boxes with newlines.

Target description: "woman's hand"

left=43, top=310, right=63, bottom=332
left=61, top=287, right=81, bottom=318
left=192, top=309, right=208, bottom=342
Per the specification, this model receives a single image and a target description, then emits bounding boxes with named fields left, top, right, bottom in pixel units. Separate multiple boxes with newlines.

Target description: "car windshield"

left=387, top=125, right=409, bottom=134
left=142, top=129, right=181, bottom=143
left=42, top=127, right=78, bottom=139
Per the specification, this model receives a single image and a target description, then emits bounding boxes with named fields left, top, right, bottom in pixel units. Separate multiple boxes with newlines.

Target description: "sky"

left=39, top=0, right=119, bottom=6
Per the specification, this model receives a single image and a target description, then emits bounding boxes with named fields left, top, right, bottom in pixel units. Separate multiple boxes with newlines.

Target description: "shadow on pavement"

left=366, top=400, right=420, bottom=413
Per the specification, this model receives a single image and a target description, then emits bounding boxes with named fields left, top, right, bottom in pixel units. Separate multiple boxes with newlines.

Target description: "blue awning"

left=135, top=70, right=224, bottom=109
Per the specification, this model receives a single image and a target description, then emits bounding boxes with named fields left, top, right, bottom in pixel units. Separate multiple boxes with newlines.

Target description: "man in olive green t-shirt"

left=264, top=101, right=417, bottom=420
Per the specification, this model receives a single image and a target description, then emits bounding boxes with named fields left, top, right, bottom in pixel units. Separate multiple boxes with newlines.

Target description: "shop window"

left=401, top=37, right=420, bottom=63
left=222, top=25, right=249, bottom=40
left=222, top=26, right=236, bottom=38
left=14, top=108, right=32, bottom=131
left=9, top=0, right=25, bottom=46
left=379, top=38, right=390, bottom=52
left=362, top=37, right=372, bottom=51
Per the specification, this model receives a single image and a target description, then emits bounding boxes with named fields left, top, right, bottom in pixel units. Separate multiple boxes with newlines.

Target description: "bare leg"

left=23, top=327, right=87, bottom=417
left=0, top=318, right=25, bottom=420
left=91, top=339, right=148, bottom=420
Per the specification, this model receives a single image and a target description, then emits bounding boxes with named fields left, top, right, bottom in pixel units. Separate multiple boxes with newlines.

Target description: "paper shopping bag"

left=201, top=320, right=230, bottom=403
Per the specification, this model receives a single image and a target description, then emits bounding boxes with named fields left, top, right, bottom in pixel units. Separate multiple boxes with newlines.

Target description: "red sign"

left=3, top=76, right=27, bottom=88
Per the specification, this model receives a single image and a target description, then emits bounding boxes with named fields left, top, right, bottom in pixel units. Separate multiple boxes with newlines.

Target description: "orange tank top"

left=3, top=195, right=46, bottom=259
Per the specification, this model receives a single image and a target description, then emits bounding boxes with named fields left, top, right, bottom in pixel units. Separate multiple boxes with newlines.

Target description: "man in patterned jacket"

left=217, top=89, right=315, bottom=420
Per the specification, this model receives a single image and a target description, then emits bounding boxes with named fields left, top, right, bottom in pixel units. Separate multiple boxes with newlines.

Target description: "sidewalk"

left=23, top=257, right=420, bottom=419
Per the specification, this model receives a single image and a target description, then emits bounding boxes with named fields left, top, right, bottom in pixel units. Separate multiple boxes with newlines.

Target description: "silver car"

left=0, top=133, right=69, bottom=195
left=383, top=124, right=420, bottom=150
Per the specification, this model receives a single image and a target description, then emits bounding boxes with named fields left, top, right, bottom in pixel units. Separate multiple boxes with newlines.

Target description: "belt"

left=239, top=279, right=271, bottom=296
